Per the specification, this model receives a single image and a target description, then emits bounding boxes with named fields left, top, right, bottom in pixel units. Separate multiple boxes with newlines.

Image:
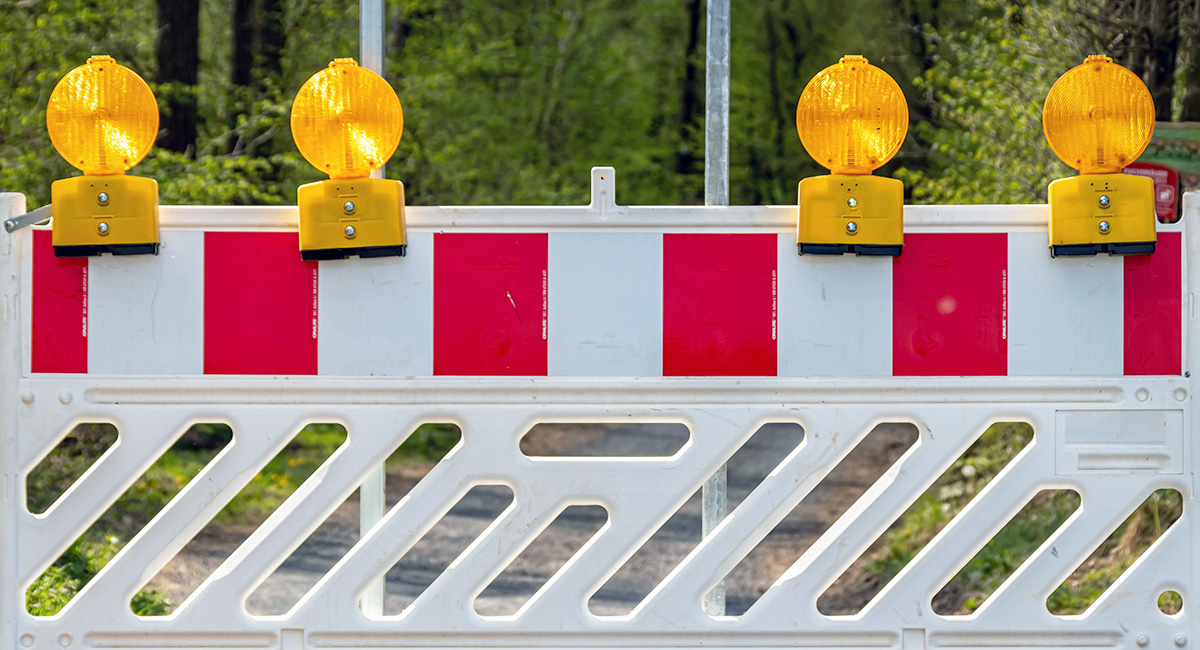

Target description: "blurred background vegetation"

left=2, top=0, right=1200, bottom=209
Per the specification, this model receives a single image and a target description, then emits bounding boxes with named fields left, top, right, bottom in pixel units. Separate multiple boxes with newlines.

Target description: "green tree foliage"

left=1, top=0, right=1196, bottom=205
left=0, top=0, right=155, bottom=207
left=0, top=0, right=933, bottom=208
left=893, top=0, right=1081, bottom=203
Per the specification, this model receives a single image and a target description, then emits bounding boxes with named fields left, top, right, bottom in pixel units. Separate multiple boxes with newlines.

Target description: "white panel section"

left=87, top=229, right=204, bottom=374
left=1056, top=409, right=1183, bottom=474
left=318, top=231, right=433, bottom=376
left=548, top=232, right=662, bottom=376
left=776, top=234, right=892, bottom=376
left=1008, top=232, right=1123, bottom=376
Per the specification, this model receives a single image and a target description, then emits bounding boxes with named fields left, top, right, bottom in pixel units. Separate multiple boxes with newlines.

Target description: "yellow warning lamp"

left=1044, top=55, right=1156, bottom=257
left=47, top=56, right=160, bottom=257
left=796, top=55, right=907, bottom=256
left=292, top=58, right=406, bottom=261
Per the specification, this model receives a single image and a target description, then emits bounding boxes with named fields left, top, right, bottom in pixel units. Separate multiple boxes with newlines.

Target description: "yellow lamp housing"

left=1043, top=55, right=1156, bottom=257
left=796, top=55, right=907, bottom=256
left=47, top=56, right=160, bottom=257
left=292, top=58, right=406, bottom=261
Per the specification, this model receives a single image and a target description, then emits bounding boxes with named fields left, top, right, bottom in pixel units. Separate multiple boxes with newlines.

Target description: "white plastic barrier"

left=0, top=168, right=1194, bottom=650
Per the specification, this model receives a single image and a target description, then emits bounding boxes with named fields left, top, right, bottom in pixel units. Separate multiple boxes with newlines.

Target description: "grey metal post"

left=704, top=0, right=730, bottom=207
left=362, top=0, right=386, bottom=181
left=702, top=0, right=730, bottom=618
left=359, top=0, right=387, bottom=617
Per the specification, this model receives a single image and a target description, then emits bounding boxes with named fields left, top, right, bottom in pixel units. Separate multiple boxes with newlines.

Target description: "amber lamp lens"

left=46, top=55, right=159, bottom=176
left=796, top=55, right=908, bottom=175
left=1043, top=55, right=1154, bottom=174
left=291, top=58, right=403, bottom=179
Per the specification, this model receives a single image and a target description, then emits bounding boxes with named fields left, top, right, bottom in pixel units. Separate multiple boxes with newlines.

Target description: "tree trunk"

left=257, top=0, right=286, bottom=91
left=676, top=0, right=703, bottom=180
left=228, top=0, right=256, bottom=153
left=1180, top=0, right=1200, bottom=120
left=227, top=0, right=286, bottom=155
left=1146, top=0, right=1179, bottom=120
left=1108, top=0, right=1149, bottom=80
left=155, top=0, right=200, bottom=154
left=892, top=0, right=940, bottom=127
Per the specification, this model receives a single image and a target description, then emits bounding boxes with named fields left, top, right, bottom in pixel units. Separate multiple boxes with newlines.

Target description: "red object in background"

left=1124, top=162, right=1179, bottom=223
left=663, top=234, right=777, bottom=376
left=204, top=232, right=319, bottom=375
left=434, top=233, right=549, bottom=375
left=893, top=233, right=1008, bottom=376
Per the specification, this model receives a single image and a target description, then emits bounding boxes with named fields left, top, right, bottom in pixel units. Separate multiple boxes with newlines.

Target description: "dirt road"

left=147, top=422, right=916, bottom=617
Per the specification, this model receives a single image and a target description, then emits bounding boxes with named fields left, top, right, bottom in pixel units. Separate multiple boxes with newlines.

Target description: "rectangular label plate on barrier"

left=0, top=171, right=1195, bottom=650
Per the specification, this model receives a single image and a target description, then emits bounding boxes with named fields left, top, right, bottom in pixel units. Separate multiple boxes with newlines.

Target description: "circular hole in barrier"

left=1159, top=590, right=1183, bottom=615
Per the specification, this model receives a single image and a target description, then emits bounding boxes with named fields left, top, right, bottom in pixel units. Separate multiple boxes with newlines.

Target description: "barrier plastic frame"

left=0, top=170, right=1195, bottom=650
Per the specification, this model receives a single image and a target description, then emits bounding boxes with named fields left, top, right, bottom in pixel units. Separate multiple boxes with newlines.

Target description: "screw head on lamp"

left=796, top=55, right=908, bottom=175
left=290, top=58, right=403, bottom=179
left=46, top=55, right=158, bottom=176
left=1043, top=55, right=1154, bottom=174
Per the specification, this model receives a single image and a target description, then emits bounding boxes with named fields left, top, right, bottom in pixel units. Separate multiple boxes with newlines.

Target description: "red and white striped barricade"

left=0, top=168, right=1194, bottom=650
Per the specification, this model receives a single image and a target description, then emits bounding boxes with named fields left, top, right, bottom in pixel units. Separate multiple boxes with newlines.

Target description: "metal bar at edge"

left=702, top=0, right=730, bottom=618
left=0, top=194, right=25, bottom=650
left=359, top=0, right=387, bottom=618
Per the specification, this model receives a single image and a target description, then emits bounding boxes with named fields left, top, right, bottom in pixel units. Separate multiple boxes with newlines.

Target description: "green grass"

left=25, top=421, right=459, bottom=616
left=1046, top=488, right=1182, bottom=615
left=864, top=422, right=1034, bottom=584
left=26, top=537, right=169, bottom=616
left=936, top=489, right=1080, bottom=614
left=850, top=422, right=1181, bottom=616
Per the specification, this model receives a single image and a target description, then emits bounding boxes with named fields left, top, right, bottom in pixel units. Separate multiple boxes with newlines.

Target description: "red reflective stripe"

left=894, top=233, right=1008, bottom=376
left=204, top=232, right=318, bottom=375
left=31, top=230, right=88, bottom=373
left=663, top=234, right=777, bottom=376
left=1124, top=232, right=1182, bottom=375
left=433, top=233, right=548, bottom=375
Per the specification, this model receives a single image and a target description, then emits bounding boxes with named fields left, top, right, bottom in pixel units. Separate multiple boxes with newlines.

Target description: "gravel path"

left=145, top=423, right=916, bottom=617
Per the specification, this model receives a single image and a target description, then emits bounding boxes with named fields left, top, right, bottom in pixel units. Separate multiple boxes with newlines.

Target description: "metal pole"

left=704, top=0, right=730, bottom=207
left=359, top=0, right=387, bottom=617
left=702, top=0, right=730, bottom=618
left=362, top=0, right=386, bottom=181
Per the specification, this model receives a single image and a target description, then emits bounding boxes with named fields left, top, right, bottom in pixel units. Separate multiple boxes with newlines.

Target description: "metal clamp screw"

left=1098, top=195, right=1110, bottom=208
left=3, top=220, right=15, bottom=232
left=97, top=222, right=109, bottom=235
left=1098, top=221, right=1110, bottom=234
left=846, top=221, right=858, bottom=234
left=97, top=192, right=109, bottom=205
left=343, top=201, right=355, bottom=214
left=847, top=197, right=858, bottom=209
left=344, top=225, right=356, bottom=238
